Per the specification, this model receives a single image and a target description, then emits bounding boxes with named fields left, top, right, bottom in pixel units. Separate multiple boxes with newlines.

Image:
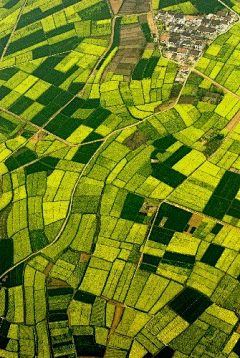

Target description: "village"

left=156, top=9, right=238, bottom=66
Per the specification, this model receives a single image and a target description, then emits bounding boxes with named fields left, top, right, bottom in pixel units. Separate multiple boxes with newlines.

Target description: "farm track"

left=103, top=304, right=124, bottom=357
left=0, top=106, right=75, bottom=147
left=219, top=0, right=240, bottom=18
left=0, top=0, right=28, bottom=62
left=165, top=199, right=240, bottom=231
left=226, top=108, right=240, bottom=131
left=193, top=69, right=240, bottom=101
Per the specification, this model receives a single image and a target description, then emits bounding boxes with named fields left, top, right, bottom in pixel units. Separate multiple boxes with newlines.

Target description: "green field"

left=0, top=0, right=240, bottom=357
left=159, top=0, right=225, bottom=13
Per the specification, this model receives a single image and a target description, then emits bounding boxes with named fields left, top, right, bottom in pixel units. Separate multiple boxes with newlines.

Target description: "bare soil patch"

left=109, top=0, right=123, bottom=14
left=119, top=0, right=150, bottom=14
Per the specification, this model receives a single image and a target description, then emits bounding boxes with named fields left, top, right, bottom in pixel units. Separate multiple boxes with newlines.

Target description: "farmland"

left=0, top=0, right=240, bottom=357
left=196, top=22, right=240, bottom=96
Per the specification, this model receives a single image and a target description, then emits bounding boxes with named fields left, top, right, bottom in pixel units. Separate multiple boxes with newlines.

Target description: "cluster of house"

left=156, top=9, right=238, bottom=65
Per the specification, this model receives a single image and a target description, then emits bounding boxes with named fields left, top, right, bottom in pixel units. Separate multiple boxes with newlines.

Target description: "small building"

left=180, top=65, right=189, bottom=72
left=216, top=10, right=227, bottom=17
left=182, top=31, right=191, bottom=38
left=160, top=34, right=170, bottom=42
left=185, top=15, right=196, bottom=20
left=174, top=13, right=185, bottom=24
left=197, top=26, right=215, bottom=34
left=189, top=49, right=200, bottom=57
left=202, top=18, right=211, bottom=26
left=226, top=15, right=233, bottom=22
left=177, top=47, right=187, bottom=54
left=211, top=19, right=221, bottom=26
left=169, top=35, right=180, bottom=45
left=181, top=40, right=192, bottom=48
left=175, top=24, right=185, bottom=31
left=170, top=46, right=178, bottom=53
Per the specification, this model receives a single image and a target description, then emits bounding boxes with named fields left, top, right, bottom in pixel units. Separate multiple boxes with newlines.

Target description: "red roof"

left=177, top=47, right=187, bottom=53
left=160, top=34, right=170, bottom=42
left=186, top=15, right=196, bottom=20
